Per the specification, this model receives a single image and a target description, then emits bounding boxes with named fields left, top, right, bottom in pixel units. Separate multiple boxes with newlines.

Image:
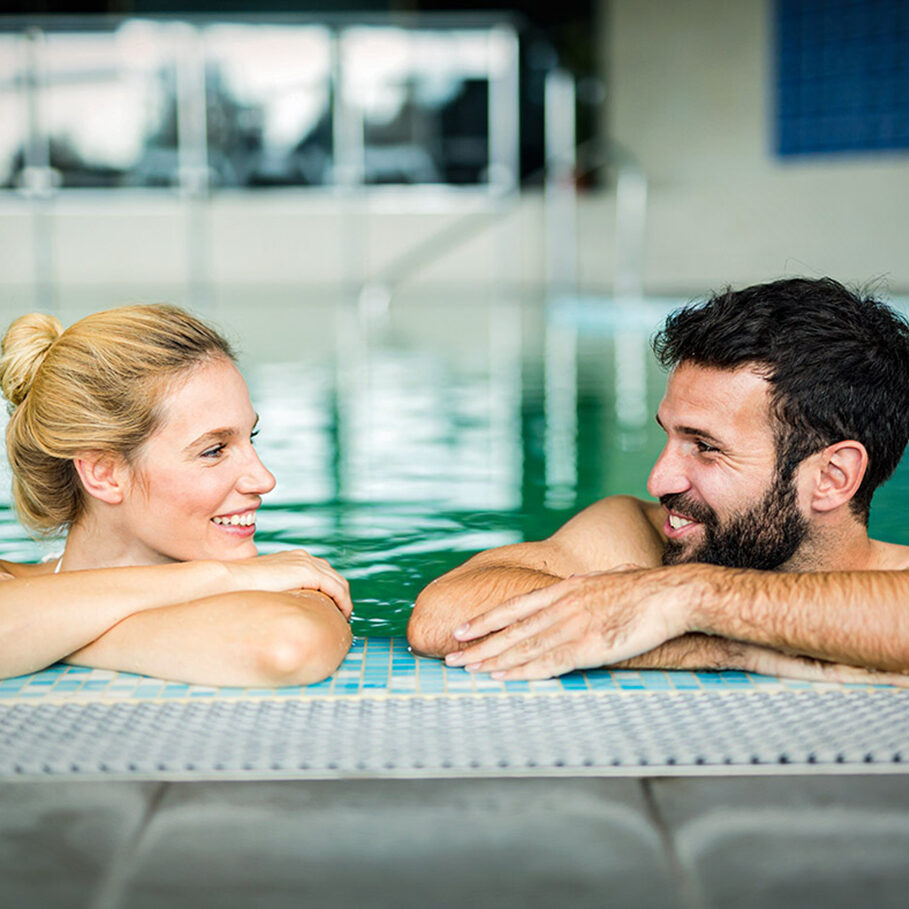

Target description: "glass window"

left=0, top=35, right=27, bottom=189
left=202, top=25, right=333, bottom=188
left=341, top=28, right=496, bottom=185
left=39, top=23, right=180, bottom=188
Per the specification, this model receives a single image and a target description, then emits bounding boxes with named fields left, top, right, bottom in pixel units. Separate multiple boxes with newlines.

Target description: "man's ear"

left=808, top=441, right=868, bottom=514
left=73, top=450, right=129, bottom=506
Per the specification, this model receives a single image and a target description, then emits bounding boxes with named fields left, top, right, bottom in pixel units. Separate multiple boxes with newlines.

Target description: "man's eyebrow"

left=654, top=414, right=725, bottom=447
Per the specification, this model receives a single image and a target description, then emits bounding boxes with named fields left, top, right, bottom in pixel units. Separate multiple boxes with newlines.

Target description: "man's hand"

left=444, top=566, right=693, bottom=679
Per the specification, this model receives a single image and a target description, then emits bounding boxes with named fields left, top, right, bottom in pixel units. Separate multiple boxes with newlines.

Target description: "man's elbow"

left=254, top=608, right=351, bottom=686
left=407, top=583, right=455, bottom=658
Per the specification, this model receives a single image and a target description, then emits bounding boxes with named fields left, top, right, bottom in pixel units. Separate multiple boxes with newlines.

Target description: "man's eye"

left=695, top=440, right=718, bottom=454
left=201, top=444, right=226, bottom=459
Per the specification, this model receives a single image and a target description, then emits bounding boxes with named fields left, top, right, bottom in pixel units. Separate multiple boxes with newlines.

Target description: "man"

left=407, top=278, right=909, bottom=684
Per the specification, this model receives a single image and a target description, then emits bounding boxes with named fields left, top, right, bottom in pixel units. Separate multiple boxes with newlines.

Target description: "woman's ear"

left=809, top=441, right=868, bottom=514
left=73, top=451, right=128, bottom=506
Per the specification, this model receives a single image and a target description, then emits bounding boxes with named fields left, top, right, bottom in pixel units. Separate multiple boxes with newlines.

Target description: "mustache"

left=659, top=493, right=717, bottom=526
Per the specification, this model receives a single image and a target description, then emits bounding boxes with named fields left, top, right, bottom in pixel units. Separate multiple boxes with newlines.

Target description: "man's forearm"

left=408, top=565, right=562, bottom=657
left=686, top=565, right=909, bottom=672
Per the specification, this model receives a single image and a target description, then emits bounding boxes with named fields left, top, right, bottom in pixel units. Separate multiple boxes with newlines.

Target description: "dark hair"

left=652, top=277, right=909, bottom=524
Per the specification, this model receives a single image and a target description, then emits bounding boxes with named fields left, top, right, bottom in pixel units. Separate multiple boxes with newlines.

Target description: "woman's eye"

left=201, top=444, right=226, bottom=459
left=250, top=429, right=260, bottom=444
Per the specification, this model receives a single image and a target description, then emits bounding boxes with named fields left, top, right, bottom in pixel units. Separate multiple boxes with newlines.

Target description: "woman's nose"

left=238, top=449, right=276, bottom=496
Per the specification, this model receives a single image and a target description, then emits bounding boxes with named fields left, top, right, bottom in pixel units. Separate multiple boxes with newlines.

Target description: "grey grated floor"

left=2, top=689, right=907, bottom=779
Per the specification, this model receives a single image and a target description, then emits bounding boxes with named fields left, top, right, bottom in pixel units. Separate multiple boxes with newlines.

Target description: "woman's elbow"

left=254, top=606, right=351, bottom=686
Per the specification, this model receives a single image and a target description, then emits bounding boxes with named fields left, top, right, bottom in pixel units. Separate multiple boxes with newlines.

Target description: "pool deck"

left=3, top=639, right=909, bottom=907
left=3, top=775, right=909, bottom=908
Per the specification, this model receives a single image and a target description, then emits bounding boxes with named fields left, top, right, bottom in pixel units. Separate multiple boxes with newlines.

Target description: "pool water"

left=1, top=293, right=907, bottom=637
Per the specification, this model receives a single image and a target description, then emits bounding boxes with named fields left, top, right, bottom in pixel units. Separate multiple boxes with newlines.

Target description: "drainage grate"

left=2, top=689, right=907, bottom=778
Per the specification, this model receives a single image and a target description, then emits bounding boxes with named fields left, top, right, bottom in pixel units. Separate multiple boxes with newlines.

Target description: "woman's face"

left=118, top=356, right=276, bottom=564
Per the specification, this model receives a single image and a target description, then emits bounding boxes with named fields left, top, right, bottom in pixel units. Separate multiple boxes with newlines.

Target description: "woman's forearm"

left=0, top=560, right=231, bottom=678
left=66, top=589, right=352, bottom=686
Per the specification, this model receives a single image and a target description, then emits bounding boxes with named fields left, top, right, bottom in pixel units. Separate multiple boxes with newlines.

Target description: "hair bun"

left=0, top=313, right=64, bottom=408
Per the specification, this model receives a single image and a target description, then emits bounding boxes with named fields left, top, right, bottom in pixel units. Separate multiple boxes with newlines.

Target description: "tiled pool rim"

left=1, top=637, right=907, bottom=779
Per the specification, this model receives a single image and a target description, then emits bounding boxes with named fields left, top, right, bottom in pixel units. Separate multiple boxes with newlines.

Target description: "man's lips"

left=663, top=510, right=701, bottom=539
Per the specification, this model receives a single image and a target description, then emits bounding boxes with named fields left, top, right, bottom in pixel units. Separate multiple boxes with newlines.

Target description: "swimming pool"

left=1, top=291, right=907, bottom=637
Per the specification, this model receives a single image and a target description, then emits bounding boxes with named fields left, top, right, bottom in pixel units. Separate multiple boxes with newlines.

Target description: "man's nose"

left=238, top=449, right=277, bottom=496
left=646, top=445, right=690, bottom=499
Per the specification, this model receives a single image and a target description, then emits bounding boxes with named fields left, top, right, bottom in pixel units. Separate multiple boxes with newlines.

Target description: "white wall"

left=602, top=0, right=909, bottom=295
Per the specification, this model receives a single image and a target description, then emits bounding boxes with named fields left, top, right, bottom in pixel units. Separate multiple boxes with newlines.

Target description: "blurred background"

left=0, top=1, right=907, bottom=629
left=1, top=0, right=907, bottom=309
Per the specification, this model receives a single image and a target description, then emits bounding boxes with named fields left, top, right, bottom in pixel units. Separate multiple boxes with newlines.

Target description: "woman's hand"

left=223, top=550, right=353, bottom=619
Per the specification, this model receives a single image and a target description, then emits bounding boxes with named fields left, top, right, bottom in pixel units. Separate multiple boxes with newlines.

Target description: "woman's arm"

left=0, top=550, right=352, bottom=679
left=66, top=589, right=352, bottom=686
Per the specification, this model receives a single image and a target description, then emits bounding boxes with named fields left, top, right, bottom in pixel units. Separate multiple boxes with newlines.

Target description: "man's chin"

left=661, top=540, right=700, bottom=566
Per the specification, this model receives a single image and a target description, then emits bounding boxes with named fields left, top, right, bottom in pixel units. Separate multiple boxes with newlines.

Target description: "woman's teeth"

left=212, top=513, right=256, bottom=527
left=668, top=514, right=693, bottom=530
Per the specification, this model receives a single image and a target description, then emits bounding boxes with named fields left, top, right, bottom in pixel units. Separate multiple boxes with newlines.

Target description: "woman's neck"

left=62, top=516, right=175, bottom=571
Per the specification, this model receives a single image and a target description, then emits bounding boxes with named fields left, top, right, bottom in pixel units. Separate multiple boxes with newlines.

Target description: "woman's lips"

left=211, top=510, right=257, bottom=536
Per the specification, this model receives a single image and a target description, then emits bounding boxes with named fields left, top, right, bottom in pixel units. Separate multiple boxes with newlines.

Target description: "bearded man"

left=407, top=277, right=909, bottom=684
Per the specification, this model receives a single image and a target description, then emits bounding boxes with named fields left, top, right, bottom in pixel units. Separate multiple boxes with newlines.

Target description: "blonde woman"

left=0, top=305, right=352, bottom=685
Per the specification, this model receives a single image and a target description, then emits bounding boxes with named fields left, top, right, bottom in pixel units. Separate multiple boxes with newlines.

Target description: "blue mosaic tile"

left=0, top=636, right=895, bottom=705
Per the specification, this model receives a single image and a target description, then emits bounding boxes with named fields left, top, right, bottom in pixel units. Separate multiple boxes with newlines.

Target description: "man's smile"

left=664, top=508, right=703, bottom=538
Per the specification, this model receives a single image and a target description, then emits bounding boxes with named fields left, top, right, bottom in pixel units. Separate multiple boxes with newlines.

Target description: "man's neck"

left=781, top=519, right=891, bottom=572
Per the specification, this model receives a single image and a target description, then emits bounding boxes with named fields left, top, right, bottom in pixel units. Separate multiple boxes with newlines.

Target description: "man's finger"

left=446, top=605, right=568, bottom=668
left=464, top=619, right=582, bottom=674
left=452, top=578, right=576, bottom=642
left=488, top=644, right=583, bottom=681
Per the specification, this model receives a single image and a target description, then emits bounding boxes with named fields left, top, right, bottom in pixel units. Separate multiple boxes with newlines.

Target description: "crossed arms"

left=407, top=496, right=909, bottom=686
left=0, top=552, right=352, bottom=685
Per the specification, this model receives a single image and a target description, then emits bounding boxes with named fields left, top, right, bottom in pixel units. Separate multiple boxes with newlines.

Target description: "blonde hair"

left=0, top=304, right=234, bottom=535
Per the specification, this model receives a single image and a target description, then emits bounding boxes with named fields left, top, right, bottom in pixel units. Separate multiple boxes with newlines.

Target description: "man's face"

left=646, top=363, right=809, bottom=570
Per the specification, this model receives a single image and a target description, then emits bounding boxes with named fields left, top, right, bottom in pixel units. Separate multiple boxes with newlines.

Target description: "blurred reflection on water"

left=1, top=293, right=907, bottom=637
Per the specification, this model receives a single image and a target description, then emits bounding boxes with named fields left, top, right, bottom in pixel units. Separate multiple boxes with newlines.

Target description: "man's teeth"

left=212, top=513, right=256, bottom=526
left=668, top=514, right=693, bottom=530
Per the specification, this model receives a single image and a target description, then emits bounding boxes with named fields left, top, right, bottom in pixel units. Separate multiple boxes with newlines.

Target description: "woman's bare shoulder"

left=0, top=558, right=57, bottom=579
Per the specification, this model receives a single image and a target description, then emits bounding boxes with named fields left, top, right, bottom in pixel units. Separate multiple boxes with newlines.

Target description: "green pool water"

left=2, top=293, right=907, bottom=637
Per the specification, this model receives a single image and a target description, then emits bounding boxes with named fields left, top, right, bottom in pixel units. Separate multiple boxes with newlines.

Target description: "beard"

left=661, top=469, right=810, bottom=571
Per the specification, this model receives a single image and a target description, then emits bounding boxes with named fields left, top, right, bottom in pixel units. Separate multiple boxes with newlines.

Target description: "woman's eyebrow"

left=183, top=415, right=260, bottom=454
left=183, top=428, right=234, bottom=454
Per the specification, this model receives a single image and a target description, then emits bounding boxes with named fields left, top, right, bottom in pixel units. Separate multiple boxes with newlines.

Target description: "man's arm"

left=407, top=495, right=665, bottom=657
left=444, top=563, right=909, bottom=679
left=614, top=632, right=909, bottom=686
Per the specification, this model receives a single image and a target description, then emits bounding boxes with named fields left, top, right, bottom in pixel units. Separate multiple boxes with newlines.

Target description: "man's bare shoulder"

left=869, top=540, right=909, bottom=571
left=548, top=495, right=666, bottom=572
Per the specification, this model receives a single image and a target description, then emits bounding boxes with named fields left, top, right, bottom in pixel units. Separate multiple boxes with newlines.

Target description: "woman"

left=0, top=304, right=352, bottom=685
